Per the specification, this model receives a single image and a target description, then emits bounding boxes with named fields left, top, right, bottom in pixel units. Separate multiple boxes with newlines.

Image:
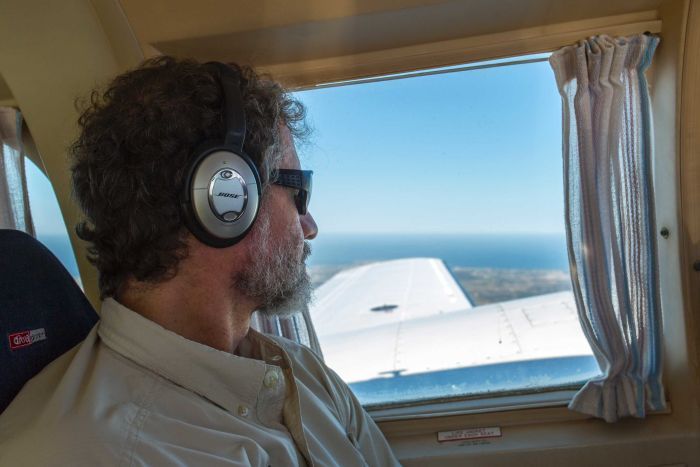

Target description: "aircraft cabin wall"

left=0, top=0, right=699, bottom=465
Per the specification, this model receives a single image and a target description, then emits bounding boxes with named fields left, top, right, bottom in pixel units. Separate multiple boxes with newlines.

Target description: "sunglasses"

left=272, top=169, right=313, bottom=215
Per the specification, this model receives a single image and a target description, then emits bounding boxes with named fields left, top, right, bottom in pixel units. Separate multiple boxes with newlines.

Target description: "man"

left=0, top=57, right=400, bottom=466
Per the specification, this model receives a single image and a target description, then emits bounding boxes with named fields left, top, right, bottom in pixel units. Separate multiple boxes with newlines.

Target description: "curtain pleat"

left=251, top=304, right=324, bottom=359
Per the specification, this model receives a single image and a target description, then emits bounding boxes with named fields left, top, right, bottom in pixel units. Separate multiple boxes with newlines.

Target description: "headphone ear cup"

left=181, top=62, right=258, bottom=248
left=181, top=143, right=261, bottom=248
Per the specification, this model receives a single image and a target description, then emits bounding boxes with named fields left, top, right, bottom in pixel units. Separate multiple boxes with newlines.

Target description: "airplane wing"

left=310, top=257, right=472, bottom=338
left=310, top=258, right=596, bottom=389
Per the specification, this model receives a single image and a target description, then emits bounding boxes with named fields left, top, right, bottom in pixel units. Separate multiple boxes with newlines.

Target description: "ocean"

left=37, top=232, right=571, bottom=282
left=307, top=233, right=569, bottom=271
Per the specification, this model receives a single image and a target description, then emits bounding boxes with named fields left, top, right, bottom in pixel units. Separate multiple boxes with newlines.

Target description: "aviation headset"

left=179, top=62, right=262, bottom=248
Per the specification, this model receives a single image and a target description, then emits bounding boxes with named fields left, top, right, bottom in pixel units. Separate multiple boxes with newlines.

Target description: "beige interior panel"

left=0, top=74, right=13, bottom=105
left=266, top=11, right=662, bottom=89
left=118, top=0, right=665, bottom=88
left=0, top=0, right=143, bottom=306
left=146, top=2, right=662, bottom=63
left=121, top=0, right=663, bottom=59
left=119, top=0, right=448, bottom=43
left=679, top=0, right=700, bottom=361
left=121, top=0, right=660, bottom=54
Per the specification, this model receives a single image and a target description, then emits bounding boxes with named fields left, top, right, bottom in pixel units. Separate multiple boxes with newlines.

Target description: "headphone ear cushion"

left=181, top=143, right=261, bottom=248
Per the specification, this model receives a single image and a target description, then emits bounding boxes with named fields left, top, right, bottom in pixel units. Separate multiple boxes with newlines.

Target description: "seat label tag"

left=8, top=328, right=47, bottom=350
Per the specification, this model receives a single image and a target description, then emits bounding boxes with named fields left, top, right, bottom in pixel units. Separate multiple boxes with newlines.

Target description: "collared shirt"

left=0, top=299, right=401, bottom=466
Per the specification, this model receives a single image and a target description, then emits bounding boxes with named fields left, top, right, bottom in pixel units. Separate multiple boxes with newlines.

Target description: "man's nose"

left=301, top=212, right=318, bottom=240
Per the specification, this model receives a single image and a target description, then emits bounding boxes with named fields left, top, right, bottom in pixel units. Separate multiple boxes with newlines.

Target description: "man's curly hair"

left=70, top=56, right=307, bottom=299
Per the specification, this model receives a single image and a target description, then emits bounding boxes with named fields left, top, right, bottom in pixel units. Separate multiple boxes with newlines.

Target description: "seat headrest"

left=0, top=229, right=98, bottom=413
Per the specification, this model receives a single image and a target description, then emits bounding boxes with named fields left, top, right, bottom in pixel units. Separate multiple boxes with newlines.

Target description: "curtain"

left=0, top=107, right=34, bottom=235
left=549, top=34, right=664, bottom=422
left=251, top=305, right=324, bottom=359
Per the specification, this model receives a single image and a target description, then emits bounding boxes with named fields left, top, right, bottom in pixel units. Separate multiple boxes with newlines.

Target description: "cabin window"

left=294, top=53, right=601, bottom=408
left=25, top=157, right=82, bottom=287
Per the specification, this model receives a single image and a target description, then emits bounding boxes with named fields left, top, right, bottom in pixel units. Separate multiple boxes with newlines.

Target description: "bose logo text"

left=8, top=328, right=47, bottom=350
left=217, top=192, right=241, bottom=199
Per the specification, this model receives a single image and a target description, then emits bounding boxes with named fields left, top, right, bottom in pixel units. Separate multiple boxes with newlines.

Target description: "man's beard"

left=235, top=212, right=313, bottom=317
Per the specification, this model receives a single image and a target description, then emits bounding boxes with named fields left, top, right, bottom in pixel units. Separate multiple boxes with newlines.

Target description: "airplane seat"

left=0, top=229, right=98, bottom=414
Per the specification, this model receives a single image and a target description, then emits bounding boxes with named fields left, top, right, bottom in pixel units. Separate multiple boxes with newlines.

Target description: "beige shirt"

left=0, top=299, right=400, bottom=466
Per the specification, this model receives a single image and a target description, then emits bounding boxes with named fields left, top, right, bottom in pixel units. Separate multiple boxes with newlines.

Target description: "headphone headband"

left=204, top=62, right=246, bottom=151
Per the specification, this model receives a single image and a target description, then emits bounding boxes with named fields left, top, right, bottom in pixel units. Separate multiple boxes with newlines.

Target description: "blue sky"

left=25, top=157, right=67, bottom=236
left=293, top=55, right=564, bottom=235
left=27, top=53, right=564, bottom=242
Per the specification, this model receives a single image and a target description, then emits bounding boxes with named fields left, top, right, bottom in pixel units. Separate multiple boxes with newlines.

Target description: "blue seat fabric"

left=0, top=229, right=98, bottom=413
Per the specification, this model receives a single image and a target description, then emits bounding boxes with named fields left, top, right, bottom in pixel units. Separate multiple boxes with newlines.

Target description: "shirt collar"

left=97, top=298, right=279, bottom=415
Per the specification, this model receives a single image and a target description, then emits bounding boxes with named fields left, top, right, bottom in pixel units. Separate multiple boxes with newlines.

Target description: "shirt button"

left=263, top=369, right=280, bottom=389
left=237, top=405, right=249, bottom=417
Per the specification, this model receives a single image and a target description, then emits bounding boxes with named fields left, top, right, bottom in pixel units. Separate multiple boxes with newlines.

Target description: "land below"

left=451, top=267, right=571, bottom=305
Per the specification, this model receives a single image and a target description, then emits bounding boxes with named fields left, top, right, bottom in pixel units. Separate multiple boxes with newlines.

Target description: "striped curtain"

left=549, top=34, right=665, bottom=422
left=251, top=307, right=324, bottom=359
left=0, top=108, right=34, bottom=235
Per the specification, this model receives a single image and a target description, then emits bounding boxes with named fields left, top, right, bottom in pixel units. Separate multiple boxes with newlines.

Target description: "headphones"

left=180, top=62, right=262, bottom=248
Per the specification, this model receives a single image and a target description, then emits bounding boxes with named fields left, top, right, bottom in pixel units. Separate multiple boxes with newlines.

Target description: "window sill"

left=369, top=387, right=583, bottom=423
left=370, top=385, right=672, bottom=425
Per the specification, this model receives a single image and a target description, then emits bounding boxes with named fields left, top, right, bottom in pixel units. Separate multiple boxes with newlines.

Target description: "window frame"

left=288, top=14, right=691, bottom=437
left=23, top=154, right=83, bottom=287
left=298, top=53, right=597, bottom=415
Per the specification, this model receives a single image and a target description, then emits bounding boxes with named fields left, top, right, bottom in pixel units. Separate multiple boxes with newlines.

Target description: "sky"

left=25, top=157, right=67, bottom=236
left=26, top=53, right=565, bottom=243
left=293, top=54, right=564, bottom=235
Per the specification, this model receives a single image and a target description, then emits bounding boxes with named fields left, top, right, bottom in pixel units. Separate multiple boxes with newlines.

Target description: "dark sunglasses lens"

left=305, top=173, right=312, bottom=213
left=296, top=190, right=309, bottom=215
